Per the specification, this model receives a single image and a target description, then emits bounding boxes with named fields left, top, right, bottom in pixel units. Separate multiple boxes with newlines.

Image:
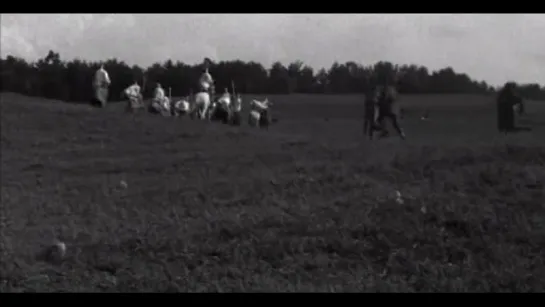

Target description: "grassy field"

left=1, top=92, right=544, bottom=292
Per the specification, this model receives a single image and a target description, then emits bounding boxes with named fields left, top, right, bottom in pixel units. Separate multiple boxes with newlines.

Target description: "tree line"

left=1, top=50, right=544, bottom=103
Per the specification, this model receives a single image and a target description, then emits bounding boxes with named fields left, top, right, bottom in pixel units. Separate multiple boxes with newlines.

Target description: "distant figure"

left=375, top=84, right=406, bottom=140
left=211, top=88, right=232, bottom=123
left=199, top=66, right=215, bottom=98
left=249, top=98, right=273, bottom=128
left=497, top=82, right=523, bottom=133
left=123, top=81, right=143, bottom=112
left=230, top=94, right=243, bottom=126
left=217, top=88, right=232, bottom=107
left=172, top=97, right=191, bottom=117
left=363, top=87, right=380, bottom=139
left=92, top=65, right=111, bottom=108
left=191, top=62, right=214, bottom=120
left=149, top=83, right=171, bottom=116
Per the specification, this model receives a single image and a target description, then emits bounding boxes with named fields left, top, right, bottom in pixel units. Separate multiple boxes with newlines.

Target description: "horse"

left=189, top=91, right=212, bottom=120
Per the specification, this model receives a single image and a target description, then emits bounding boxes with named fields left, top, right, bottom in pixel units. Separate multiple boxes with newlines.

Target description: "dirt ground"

left=1, top=92, right=544, bottom=292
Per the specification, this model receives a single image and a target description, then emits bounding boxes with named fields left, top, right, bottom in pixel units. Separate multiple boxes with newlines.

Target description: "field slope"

left=1, top=93, right=545, bottom=292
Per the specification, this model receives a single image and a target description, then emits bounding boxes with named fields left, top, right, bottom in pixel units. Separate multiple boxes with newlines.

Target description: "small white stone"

left=54, top=241, right=66, bottom=258
left=119, top=180, right=128, bottom=189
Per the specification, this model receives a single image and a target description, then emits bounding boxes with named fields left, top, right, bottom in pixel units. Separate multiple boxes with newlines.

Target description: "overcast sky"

left=1, top=14, right=544, bottom=86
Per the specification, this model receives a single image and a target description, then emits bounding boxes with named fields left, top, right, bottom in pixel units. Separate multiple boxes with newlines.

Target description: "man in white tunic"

left=92, top=65, right=111, bottom=107
left=199, top=67, right=215, bottom=97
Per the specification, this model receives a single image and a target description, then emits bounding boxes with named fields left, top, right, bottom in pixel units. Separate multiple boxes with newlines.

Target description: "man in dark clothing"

left=497, top=82, right=522, bottom=133
left=375, top=84, right=406, bottom=140
left=363, top=87, right=380, bottom=139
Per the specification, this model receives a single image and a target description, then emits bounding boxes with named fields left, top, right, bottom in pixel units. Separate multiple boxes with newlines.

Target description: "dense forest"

left=1, top=50, right=544, bottom=103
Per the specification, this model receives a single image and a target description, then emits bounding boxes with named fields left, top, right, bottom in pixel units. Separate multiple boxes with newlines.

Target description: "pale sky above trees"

left=1, top=14, right=544, bottom=86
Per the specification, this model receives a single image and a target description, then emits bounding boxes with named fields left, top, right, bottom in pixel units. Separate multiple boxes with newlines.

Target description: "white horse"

left=191, top=91, right=212, bottom=120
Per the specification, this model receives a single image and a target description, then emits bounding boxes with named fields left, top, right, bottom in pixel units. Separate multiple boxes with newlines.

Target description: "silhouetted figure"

left=363, top=87, right=380, bottom=139
left=375, top=84, right=406, bottom=140
left=497, top=82, right=522, bottom=133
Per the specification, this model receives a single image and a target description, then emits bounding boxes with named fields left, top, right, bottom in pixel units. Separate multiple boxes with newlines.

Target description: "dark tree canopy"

left=1, top=51, right=544, bottom=103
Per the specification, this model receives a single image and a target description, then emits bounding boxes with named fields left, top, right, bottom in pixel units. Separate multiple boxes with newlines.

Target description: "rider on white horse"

left=199, top=67, right=214, bottom=95
left=191, top=65, right=215, bottom=120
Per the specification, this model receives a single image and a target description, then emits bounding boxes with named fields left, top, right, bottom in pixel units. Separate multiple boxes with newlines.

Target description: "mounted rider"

left=199, top=59, right=215, bottom=99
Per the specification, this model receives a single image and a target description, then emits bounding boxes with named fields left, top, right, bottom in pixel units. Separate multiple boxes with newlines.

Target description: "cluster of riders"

left=92, top=63, right=274, bottom=128
left=93, top=62, right=526, bottom=138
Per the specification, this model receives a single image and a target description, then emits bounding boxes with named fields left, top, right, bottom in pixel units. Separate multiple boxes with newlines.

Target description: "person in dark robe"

left=496, top=82, right=521, bottom=133
left=375, top=83, right=406, bottom=140
left=363, top=86, right=380, bottom=139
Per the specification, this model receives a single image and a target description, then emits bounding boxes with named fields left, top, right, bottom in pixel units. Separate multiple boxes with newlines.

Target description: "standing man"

left=92, top=64, right=111, bottom=108
left=363, top=86, right=380, bottom=139
left=231, top=94, right=242, bottom=126
left=375, top=79, right=406, bottom=140
left=497, top=82, right=522, bottom=133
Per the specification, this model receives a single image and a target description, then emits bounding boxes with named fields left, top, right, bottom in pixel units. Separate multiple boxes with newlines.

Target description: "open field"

left=1, top=92, right=545, bottom=292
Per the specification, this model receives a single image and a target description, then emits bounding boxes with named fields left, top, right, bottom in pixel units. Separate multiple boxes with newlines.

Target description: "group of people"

left=362, top=79, right=526, bottom=140
left=92, top=62, right=272, bottom=127
left=93, top=63, right=526, bottom=137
